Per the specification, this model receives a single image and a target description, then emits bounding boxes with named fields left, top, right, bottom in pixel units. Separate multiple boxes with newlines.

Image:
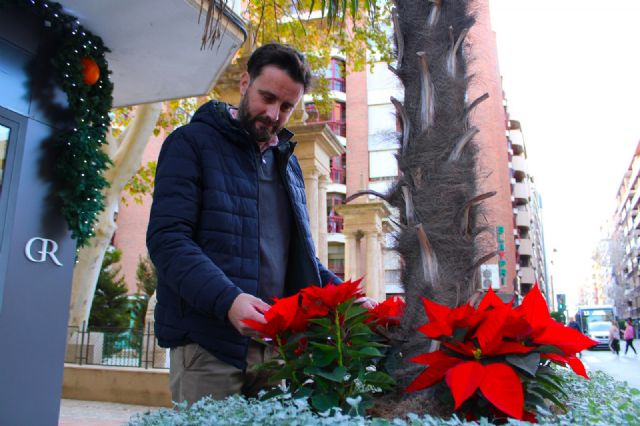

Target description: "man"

left=147, top=44, right=348, bottom=404
left=568, top=316, right=581, bottom=333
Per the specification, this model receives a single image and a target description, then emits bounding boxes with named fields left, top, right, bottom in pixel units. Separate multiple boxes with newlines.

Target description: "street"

left=581, top=341, right=640, bottom=390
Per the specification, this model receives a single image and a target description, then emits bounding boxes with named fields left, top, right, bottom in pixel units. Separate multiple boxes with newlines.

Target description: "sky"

left=488, top=0, right=640, bottom=310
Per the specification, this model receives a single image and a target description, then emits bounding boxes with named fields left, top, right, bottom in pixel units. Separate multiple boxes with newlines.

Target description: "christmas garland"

left=0, top=0, right=113, bottom=247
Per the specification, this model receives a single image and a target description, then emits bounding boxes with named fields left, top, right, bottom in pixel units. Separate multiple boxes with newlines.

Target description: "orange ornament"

left=80, top=57, right=100, bottom=85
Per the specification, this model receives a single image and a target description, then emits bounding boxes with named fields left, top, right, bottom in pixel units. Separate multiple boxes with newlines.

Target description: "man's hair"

left=247, top=43, right=312, bottom=93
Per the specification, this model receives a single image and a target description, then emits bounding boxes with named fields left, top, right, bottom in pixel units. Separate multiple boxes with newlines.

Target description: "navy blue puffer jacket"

left=147, top=100, right=339, bottom=370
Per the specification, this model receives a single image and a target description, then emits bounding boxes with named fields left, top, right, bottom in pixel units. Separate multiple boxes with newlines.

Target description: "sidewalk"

left=59, top=399, right=162, bottom=426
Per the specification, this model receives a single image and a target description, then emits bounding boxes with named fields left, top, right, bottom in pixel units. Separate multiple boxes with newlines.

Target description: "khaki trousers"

left=169, top=340, right=274, bottom=405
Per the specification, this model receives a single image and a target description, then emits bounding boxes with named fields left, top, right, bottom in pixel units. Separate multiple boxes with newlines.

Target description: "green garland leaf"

left=0, top=0, right=113, bottom=247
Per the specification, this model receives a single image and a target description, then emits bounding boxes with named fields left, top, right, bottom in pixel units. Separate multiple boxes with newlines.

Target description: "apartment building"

left=507, top=119, right=549, bottom=299
left=607, top=141, right=640, bottom=320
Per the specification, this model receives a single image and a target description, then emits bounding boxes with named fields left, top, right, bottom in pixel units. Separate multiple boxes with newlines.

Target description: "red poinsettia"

left=405, top=285, right=597, bottom=421
left=301, top=278, right=365, bottom=314
left=366, top=296, right=406, bottom=327
left=242, top=293, right=301, bottom=340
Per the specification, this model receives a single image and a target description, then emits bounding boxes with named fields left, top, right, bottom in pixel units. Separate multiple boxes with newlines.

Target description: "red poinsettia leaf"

left=533, top=321, right=597, bottom=355
left=366, top=296, right=406, bottom=326
left=477, top=288, right=509, bottom=312
left=502, top=311, right=532, bottom=339
left=566, top=355, right=589, bottom=379
left=450, top=305, right=483, bottom=330
left=445, top=361, right=485, bottom=409
left=544, top=353, right=589, bottom=379
left=479, top=363, right=524, bottom=420
left=442, top=340, right=476, bottom=357
left=515, top=284, right=550, bottom=333
left=268, top=294, right=299, bottom=323
left=473, top=307, right=510, bottom=352
left=523, top=410, right=538, bottom=423
left=303, top=278, right=364, bottom=309
left=409, top=350, right=454, bottom=365
left=491, top=341, right=536, bottom=356
left=405, top=352, right=462, bottom=392
left=421, top=296, right=451, bottom=322
left=417, top=321, right=453, bottom=339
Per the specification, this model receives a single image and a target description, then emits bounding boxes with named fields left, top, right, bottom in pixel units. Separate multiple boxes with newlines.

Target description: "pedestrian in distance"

left=146, top=43, right=377, bottom=406
left=623, top=318, right=637, bottom=356
left=609, top=320, right=620, bottom=357
left=568, top=316, right=581, bottom=333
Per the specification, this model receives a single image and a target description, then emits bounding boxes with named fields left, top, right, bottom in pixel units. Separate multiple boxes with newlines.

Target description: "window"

left=0, top=124, right=9, bottom=192
left=325, top=58, right=346, bottom=92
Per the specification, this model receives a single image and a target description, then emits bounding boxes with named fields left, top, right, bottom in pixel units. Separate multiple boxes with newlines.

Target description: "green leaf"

left=309, top=342, right=337, bottom=352
left=344, top=304, right=368, bottom=322
left=346, top=346, right=382, bottom=358
left=314, top=365, right=348, bottom=382
left=292, top=386, right=313, bottom=400
left=452, top=327, right=468, bottom=342
left=312, top=348, right=338, bottom=367
left=535, top=345, right=565, bottom=355
left=311, top=392, right=339, bottom=412
left=364, top=371, right=395, bottom=388
left=529, top=386, right=566, bottom=411
left=505, top=352, right=540, bottom=377
left=308, top=317, right=332, bottom=328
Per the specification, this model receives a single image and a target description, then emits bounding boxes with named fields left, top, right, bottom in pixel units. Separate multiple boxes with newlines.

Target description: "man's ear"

left=239, top=71, right=250, bottom=96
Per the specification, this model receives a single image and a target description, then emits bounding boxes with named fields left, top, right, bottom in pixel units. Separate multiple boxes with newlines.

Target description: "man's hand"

left=355, top=296, right=379, bottom=310
left=228, top=293, right=271, bottom=337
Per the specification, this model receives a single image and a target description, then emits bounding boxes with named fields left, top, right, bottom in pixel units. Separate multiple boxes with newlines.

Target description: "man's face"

left=238, top=65, right=304, bottom=143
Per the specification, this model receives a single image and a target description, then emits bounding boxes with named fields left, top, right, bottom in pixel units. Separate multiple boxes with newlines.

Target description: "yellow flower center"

left=473, top=348, right=482, bottom=360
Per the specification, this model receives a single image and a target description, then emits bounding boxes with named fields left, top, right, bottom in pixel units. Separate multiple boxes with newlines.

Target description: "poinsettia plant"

left=243, top=279, right=405, bottom=414
left=405, top=285, right=597, bottom=422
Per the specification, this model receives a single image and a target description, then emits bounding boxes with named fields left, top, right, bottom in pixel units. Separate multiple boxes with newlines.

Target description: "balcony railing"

left=330, top=167, right=345, bottom=184
left=328, top=77, right=346, bottom=92
left=328, top=215, right=344, bottom=233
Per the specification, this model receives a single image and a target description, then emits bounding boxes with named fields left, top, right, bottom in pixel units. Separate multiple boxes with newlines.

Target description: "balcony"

left=515, top=208, right=531, bottom=229
left=513, top=182, right=530, bottom=204
left=519, top=266, right=535, bottom=284
left=330, top=167, right=345, bottom=184
left=328, top=215, right=344, bottom=234
left=518, top=238, right=533, bottom=257
left=328, top=77, right=346, bottom=92
left=509, top=132, right=524, bottom=155
left=511, top=155, right=527, bottom=180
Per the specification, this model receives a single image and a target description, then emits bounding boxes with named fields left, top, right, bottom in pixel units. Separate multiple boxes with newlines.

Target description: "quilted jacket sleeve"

left=146, top=128, right=242, bottom=321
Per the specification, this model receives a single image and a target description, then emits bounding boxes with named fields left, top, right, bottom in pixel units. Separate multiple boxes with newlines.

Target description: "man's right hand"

left=228, top=293, right=271, bottom=337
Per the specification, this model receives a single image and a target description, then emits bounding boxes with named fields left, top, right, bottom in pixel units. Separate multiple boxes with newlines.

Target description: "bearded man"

left=147, top=44, right=347, bottom=405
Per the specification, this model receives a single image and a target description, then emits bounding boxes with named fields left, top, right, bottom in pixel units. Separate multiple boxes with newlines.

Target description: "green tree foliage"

left=247, top=0, right=392, bottom=114
left=550, top=311, right=566, bottom=324
left=130, top=255, right=158, bottom=330
left=89, top=248, right=131, bottom=329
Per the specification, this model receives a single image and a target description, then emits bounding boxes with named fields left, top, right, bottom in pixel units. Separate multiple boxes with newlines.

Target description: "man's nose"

left=265, top=104, right=280, bottom=122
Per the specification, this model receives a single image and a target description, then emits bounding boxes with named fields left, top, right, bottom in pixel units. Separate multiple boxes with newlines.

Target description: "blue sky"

left=489, top=0, right=640, bottom=310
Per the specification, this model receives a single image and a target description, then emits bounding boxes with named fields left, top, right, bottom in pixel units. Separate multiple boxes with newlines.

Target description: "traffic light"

left=556, top=293, right=566, bottom=312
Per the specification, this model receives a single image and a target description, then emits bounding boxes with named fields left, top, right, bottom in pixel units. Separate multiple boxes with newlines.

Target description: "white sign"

left=25, top=237, right=63, bottom=267
left=480, top=264, right=500, bottom=290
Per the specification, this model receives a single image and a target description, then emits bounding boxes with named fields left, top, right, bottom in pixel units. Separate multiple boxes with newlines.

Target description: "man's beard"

left=237, top=94, right=279, bottom=143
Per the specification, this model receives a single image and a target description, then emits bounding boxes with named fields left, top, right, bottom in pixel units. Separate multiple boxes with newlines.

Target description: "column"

left=304, top=168, right=320, bottom=252
left=345, top=233, right=359, bottom=282
left=318, top=175, right=329, bottom=264
left=365, top=232, right=383, bottom=300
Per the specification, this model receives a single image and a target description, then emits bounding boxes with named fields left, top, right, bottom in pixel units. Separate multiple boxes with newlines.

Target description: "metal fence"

left=65, top=321, right=168, bottom=369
